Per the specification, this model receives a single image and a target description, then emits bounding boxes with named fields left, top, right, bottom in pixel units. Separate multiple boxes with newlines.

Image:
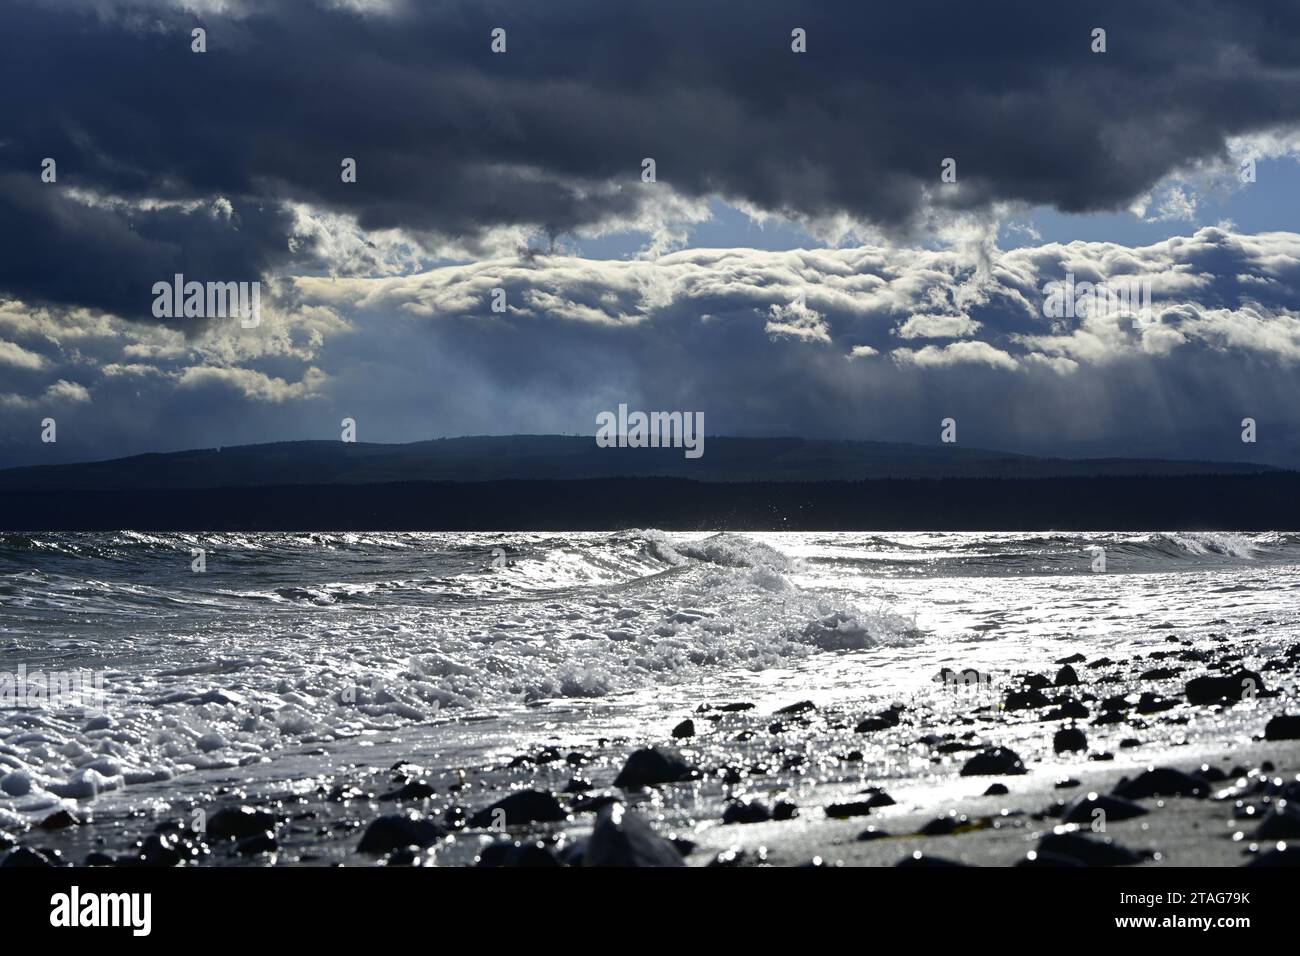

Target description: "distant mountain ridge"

left=0, top=435, right=1279, bottom=491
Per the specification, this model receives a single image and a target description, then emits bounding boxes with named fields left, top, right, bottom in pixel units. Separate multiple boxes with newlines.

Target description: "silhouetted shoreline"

left=5, top=472, right=1299, bottom=531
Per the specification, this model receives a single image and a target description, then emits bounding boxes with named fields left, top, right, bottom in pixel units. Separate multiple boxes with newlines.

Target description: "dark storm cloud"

left=0, top=176, right=298, bottom=319
left=5, top=0, right=1300, bottom=313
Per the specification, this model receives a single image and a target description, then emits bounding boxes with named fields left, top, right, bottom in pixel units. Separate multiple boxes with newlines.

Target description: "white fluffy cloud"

left=3, top=226, right=1300, bottom=467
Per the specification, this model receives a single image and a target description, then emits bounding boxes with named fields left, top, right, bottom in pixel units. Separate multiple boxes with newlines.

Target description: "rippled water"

left=2, top=530, right=1298, bottom=818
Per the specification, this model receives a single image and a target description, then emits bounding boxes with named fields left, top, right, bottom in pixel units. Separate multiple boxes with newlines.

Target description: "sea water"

left=1, top=530, right=1297, bottom=820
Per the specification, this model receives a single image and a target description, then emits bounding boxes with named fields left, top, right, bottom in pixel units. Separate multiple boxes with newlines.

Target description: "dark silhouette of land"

left=0, top=436, right=1292, bottom=530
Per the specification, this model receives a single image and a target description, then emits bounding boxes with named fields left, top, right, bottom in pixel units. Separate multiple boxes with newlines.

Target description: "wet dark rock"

left=1114, top=767, right=1208, bottom=800
left=1264, top=714, right=1300, bottom=740
left=1185, top=670, right=1266, bottom=706
left=477, top=840, right=563, bottom=867
left=670, top=837, right=697, bottom=857
left=855, top=704, right=904, bottom=733
left=585, top=804, right=684, bottom=867
left=442, top=805, right=469, bottom=829
left=775, top=700, right=816, bottom=715
left=1246, top=845, right=1300, bottom=867
left=1088, top=658, right=1115, bottom=668
left=671, top=719, right=695, bottom=739
left=1055, top=665, right=1080, bottom=687
left=1053, top=727, right=1087, bottom=753
left=613, top=746, right=699, bottom=788
left=1134, top=692, right=1177, bottom=714
left=920, top=813, right=975, bottom=835
left=1044, top=699, right=1089, bottom=720
left=379, top=780, right=435, bottom=802
left=566, top=751, right=591, bottom=765
left=858, top=787, right=896, bottom=807
left=1005, top=689, right=1050, bottom=711
left=717, top=702, right=754, bottom=712
left=960, top=747, right=1028, bottom=776
left=1120, top=738, right=1142, bottom=748
left=1139, top=667, right=1182, bottom=680
left=1038, top=832, right=1141, bottom=866
left=563, top=776, right=593, bottom=793
left=135, top=833, right=183, bottom=867
left=1055, top=778, right=1081, bottom=789
left=469, top=789, right=567, bottom=829
left=722, top=799, right=771, bottom=824
left=857, top=827, right=890, bottom=841
left=825, top=801, right=875, bottom=819
left=1, top=846, right=61, bottom=867
left=1254, top=804, right=1300, bottom=840
left=1022, top=674, right=1052, bottom=690
left=983, top=783, right=1010, bottom=796
left=1056, top=654, right=1087, bottom=665
left=207, top=806, right=279, bottom=841
left=357, top=812, right=447, bottom=854
left=38, top=810, right=79, bottom=830
left=536, top=747, right=562, bottom=764
left=235, top=832, right=278, bottom=855
left=1062, top=793, right=1147, bottom=824
left=773, top=800, right=799, bottom=821
left=386, top=848, right=419, bottom=866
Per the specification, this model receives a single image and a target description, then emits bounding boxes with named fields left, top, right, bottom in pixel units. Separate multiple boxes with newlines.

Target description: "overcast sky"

left=2, top=0, right=1300, bottom=468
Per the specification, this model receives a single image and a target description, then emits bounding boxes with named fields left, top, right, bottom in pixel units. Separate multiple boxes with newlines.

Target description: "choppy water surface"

left=1, top=530, right=1298, bottom=818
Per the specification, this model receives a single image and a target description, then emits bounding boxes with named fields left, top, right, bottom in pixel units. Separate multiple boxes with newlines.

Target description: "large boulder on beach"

left=356, top=812, right=447, bottom=854
left=476, top=840, right=563, bottom=867
left=1061, top=792, right=1147, bottom=824
left=1053, top=727, right=1087, bottom=754
left=1113, top=767, right=1208, bottom=800
left=1246, top=845, right=1300, bottom=867
left=959, top=746, right=1027, bottom=776
left=1037, top=832, right=1141, bottom=866
left=468, top=789, right=567, bottom=829
left=585, top=804, right=684, bottom=866
left=206, top=806, right=279, bottom=841
left=1185, top=669, right=1265, bottom=706
left=1004, top=689, right=1050, bottom=711
left=722, top=799, right=771, bottom=824
left=613, top=746, right=699, bottom=788
left=1264, top=714, right=1300, bottom=740
left=1254, top=803, right=1300, bottom=840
